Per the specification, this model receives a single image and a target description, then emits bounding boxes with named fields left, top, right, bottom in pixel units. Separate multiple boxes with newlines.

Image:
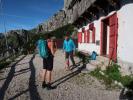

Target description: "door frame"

left=100, top=12, right=118, bottom=62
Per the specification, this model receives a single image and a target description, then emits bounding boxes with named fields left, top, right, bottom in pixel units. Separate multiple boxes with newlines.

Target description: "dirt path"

left=0, top=50, right=122, bottom=100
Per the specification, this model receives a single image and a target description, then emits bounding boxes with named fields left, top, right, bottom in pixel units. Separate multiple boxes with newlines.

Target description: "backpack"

left=38, top=39, right=49, bottom=58
left=91, top=51, right=97, bottom=60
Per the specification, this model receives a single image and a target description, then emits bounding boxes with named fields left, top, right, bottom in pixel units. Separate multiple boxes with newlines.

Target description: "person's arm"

left=63, top=41, right=65, bottom=52
left=54, top=41, right=57, bottom=51
left=51, top=40, right=54, bottom=55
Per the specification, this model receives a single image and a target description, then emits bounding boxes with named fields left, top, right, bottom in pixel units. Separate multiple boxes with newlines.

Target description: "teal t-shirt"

left=63, top=39, right=76, bottom=52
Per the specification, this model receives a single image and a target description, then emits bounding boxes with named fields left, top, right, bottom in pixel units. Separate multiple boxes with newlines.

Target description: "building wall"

left=117, top=3, right=133, bottom=63
left=78, top=4, right=133, bottom=65
left=78, top=20, right=101, bottom=54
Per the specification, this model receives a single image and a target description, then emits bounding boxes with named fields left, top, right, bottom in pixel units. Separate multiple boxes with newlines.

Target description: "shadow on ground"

left=52, top=63, right=86, bottom=87
left=8, top=54, right=42, bottom=100
left=119, top=81, right=133, bottom=100
left=28, top=54, right=42, bottom=100
left=0, top=56, right=26, bottom=100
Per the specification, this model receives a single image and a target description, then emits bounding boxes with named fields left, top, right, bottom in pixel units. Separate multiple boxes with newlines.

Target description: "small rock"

left=99, top=71, right=105, bottom=76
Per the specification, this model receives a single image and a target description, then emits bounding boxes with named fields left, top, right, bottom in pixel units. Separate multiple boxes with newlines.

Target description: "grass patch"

left=90, top=68, right=113, bottom=88
left=104, top=64, right=121, bottom=82
left=90, top=63, right=133, bottom=89
left=75, top=51, right=133, bottom=90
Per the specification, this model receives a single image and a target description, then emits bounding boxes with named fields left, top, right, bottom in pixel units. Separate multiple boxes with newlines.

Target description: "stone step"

left=88, top=56, right=110, bottom=70
left=81, top=63, right=97, bottom=73
left=96, top=56, right=110, bottom=62
left=79, top=55, right=110, bottom=73
left=89, top=60, right=101, bottom=66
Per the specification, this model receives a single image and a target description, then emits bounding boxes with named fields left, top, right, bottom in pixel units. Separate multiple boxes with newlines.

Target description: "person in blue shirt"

left=63, top=32, right=76, bottom=70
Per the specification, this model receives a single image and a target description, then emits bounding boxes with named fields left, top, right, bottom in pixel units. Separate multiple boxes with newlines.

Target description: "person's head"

left=46, top=34, right=52, bottom=40
left=39, top=36, right=43, bottom=39
left=64, top=32, right=70, bottom=41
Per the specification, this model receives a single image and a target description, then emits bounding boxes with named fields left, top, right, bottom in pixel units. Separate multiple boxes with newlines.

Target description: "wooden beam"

left=107, top=0, right=117, bottom=6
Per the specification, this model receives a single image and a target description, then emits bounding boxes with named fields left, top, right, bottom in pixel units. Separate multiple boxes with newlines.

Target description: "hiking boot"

left=42, top=81, right=46, bottom=88
left=46, top=83, right=56, bottom=90
left=70, top=64, right=77, bottom=70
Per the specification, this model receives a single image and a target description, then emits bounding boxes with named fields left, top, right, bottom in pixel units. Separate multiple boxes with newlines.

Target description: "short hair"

left=65, top=32, right=70, bottom=37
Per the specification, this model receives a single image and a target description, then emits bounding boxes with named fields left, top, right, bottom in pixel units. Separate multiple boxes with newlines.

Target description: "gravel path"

left=0, top=50, right=123, bottom=100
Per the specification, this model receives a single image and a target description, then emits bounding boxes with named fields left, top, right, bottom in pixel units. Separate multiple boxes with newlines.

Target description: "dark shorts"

left=43, top=55, right=54, bottom=71
left=65, top=51, right=73, bottom=59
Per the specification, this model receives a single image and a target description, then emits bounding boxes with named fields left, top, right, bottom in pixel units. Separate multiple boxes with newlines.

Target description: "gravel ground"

left=0, top=50, right=124, bottom=100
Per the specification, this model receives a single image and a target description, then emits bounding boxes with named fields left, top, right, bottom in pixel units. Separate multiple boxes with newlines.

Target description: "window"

left=86, top=30, right=90, bottom=43
left=88, top=23, right=95, bottom=43
left=90, top=30, right=93, bottom=43
left=78, top=24, right=95, bottom=44
left=92, top=27, right=95, bottom=43
left=84, top=30, right=88, bottom=43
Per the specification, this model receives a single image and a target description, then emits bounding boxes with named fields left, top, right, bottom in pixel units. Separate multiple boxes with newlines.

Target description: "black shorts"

left=43, top=55, right=54, bottom=71
left=65, top=51, right=73, bottom=59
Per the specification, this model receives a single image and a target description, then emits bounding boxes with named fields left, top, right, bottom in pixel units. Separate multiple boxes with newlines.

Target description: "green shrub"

left=75, top=51, right=83, bottom=58
left=90, top=68, right=113, bottom=87
left=75, top=51, right=90, bottom=64
left=121, top=75, right=133, bottom=88
left=0, top=61, right=11, bottom=70
left=89, top=63, right=133, bottom=89
left=90, top=68, right=102, bottom=79
left=105, top=63, right=121, bottom=82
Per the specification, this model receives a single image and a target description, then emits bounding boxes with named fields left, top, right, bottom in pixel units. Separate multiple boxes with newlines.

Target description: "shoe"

left=70, top=64, right=77, bottom=70
left=65, top=66, right=70, bottom=71
left=42, top=81, right=46, bottom=88
left=73, top=64, right=77, bottom=67
left=46, top=83, right=56, bottom=90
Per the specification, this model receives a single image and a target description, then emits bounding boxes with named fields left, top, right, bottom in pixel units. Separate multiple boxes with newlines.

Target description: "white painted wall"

left=78, top=3, right=133, bottom=64
left=117, top=4, right=133, bottom=63
left=78, top=19, right=102, bottom=54
left=90, top=30, right=93, bottom=43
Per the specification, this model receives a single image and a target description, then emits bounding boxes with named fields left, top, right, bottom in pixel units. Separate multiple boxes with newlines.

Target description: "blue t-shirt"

left=63, top=39, right=76, bottom=52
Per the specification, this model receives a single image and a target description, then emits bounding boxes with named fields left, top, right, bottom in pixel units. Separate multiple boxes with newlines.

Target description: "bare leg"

left=64, top=52, right=70, bottom=70
left=46, top=71, right=52, bottom=83
left=42, top=69, right=47, bottom=82
left=41, top=69, right=47, bottom=88
left=70, top=52, right=75, bottom=66
left=65, top=58, right=70, bottom=70
left=46, top=70, right=56, bottom=90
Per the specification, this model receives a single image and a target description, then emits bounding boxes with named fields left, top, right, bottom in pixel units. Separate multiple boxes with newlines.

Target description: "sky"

left=0, top=0, right=64, bottom=33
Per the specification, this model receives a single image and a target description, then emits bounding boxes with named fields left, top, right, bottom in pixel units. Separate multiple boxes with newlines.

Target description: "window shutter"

left=87, top=30, right=90, bottom=43
left=84, top=31, right=87, bottom=43
left=78, top=32, right=80, bottom=43
left=92, top=27, right=95, bottom=43
left=78, top=32, right=82, bottom=43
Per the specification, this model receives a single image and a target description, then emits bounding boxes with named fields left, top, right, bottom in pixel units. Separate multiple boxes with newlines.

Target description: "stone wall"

left=37, top=10, right=68, bottom=33
left=64, top=0, right=96, bottom=23
left=36, top=0, right=96, bottom=33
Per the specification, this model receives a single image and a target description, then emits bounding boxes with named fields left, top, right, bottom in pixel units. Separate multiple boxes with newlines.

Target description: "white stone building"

left=65, top=0, right=133, bottom=74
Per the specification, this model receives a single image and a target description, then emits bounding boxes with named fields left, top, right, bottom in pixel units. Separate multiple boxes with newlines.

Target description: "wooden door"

left=109, top=13, right=118, bottom=62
